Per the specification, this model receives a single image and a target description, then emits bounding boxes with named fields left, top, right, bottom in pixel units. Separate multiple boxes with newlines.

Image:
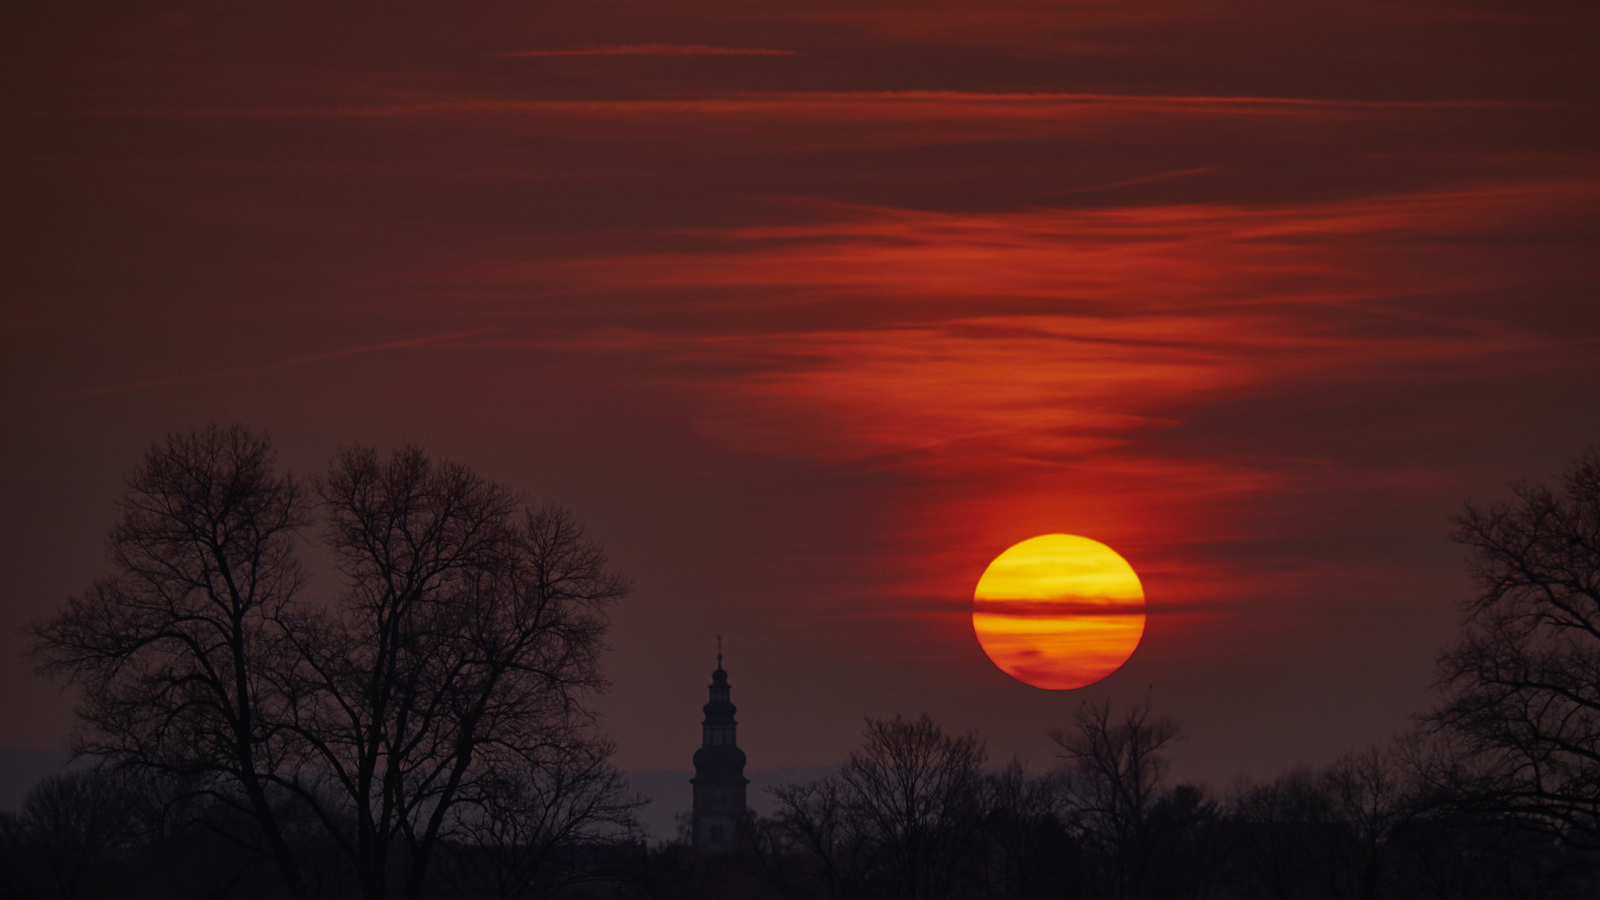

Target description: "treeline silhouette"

left=734, top=707, right=1587, bottom=900
left=1, top=706, right=1589, bottom=899
left=7, top=430, right=1599, bottom=900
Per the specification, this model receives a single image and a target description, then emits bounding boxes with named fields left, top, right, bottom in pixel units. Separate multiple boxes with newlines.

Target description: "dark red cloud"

left=500, top=45, right=798, bottom=58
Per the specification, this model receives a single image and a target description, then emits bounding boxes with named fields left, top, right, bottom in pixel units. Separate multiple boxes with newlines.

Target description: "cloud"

left=545, top=185, right=1576, bottom=307
left=1041, top=167, right=1221, bottom=196
left=498, top=44, right=797, bottom=58
left=114, top=90, right=1566, bottom=123
left=50, top=327, right=501, bottom=402
left=436, top=179, right=1590, bottom=491
left=973, top=600, right=1145, bottom=617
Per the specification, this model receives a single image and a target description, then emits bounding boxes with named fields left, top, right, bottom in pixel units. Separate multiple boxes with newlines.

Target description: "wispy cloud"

left=521, top=181, right=1591, bottom=323
left=50, top=327, right=501, bottom=402
left=1039, top=166, right=1220, bottom=197
left=499, top=44, right=797, bottom=58
left=108, top=91, right=1572, bottom=122
left=753, top=0, right=1600, bottom=57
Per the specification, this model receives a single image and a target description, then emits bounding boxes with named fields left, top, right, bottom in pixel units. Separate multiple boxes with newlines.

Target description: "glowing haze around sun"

left=972, top=534, right=1146, bottom=690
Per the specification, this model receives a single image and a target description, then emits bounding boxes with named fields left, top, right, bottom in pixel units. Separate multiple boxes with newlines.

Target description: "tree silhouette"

left=434, top=738, right=640, bottom=900
left=1053, top=698, right=1182, bottom=900
left=1425, top=447, right=1600, bottom=847
left=975, top=760, right=1077, bottom=900
left=759, top=775, right=876, bottom=900
left=841, top=714, right=986, bottom=900
left=759, top=714, right=985, bottom=900
left=29, top=426, right=632, bottom=900
left=1318, top=746, right=1417, bottom=900
left=2, top=766, right=146, bottom=900
left=1232, top=766, right=1335, bottom=900
left=27, top=426, right=313, bottom=896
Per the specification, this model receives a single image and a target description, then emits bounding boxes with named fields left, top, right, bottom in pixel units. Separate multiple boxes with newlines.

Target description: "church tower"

left=691, top=641, right=748, bottom=853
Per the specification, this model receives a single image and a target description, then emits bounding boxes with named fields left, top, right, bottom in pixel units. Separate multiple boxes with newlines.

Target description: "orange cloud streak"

left=507, top=183, right=1588, bottom=323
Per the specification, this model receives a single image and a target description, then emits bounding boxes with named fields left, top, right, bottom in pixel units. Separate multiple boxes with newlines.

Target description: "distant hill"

left=0, top=750, right=74, bottom=811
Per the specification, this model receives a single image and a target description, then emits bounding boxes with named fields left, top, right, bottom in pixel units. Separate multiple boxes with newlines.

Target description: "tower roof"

left=694, top=638, right=746, bottom=781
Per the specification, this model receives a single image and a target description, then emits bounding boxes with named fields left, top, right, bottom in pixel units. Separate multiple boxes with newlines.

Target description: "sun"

left=972, top=534, right=1146, bottom=690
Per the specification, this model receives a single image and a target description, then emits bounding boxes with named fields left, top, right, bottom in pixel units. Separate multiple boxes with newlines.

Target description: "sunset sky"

left=3, top=0, right=1598, bottom=792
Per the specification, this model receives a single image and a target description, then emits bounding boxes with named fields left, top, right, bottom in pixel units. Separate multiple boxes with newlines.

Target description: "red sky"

left=3, top=0, right=1598, bottom=786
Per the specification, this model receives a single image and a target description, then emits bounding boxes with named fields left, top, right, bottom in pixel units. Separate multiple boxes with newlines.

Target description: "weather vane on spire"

left=716, top=634, right=723, bottom=667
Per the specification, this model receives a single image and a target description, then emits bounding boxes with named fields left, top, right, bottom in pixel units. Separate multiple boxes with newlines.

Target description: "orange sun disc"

left=972, top=534, right=1146, bottom=690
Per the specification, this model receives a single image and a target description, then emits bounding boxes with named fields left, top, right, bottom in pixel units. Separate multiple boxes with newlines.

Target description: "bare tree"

left=282, top=446, right=522, bottom=900
left=29, top=427, right=633, bottom=900
left=1425, top=447, right=1600, bottom=846
left=758, top=776, right=877, bottom=900
left=1232, top=766, right=1338, bottom=900
left=3, top=766, right=148, bottom=900
left=1319, top=746, right=1417, bottom=900
left=284, top=450, right=632, bottom=900
left=27, top=425, right=313, bottom=897
left=840, top=714, right=987, bottom=900
left=759, top=714, right=985, bottom=900
left=976, top=760, right=1077, bottom=900
left=1053, top=698, right=1181, bottom=900
left=435, top=738, right=641, bottom=900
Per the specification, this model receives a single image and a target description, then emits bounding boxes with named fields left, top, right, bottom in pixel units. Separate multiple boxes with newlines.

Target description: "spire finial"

left=716, top=634, right=723, bottom=667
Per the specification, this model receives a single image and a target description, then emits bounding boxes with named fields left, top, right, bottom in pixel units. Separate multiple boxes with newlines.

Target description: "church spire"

left=691, top=638, right=747, bottom=853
